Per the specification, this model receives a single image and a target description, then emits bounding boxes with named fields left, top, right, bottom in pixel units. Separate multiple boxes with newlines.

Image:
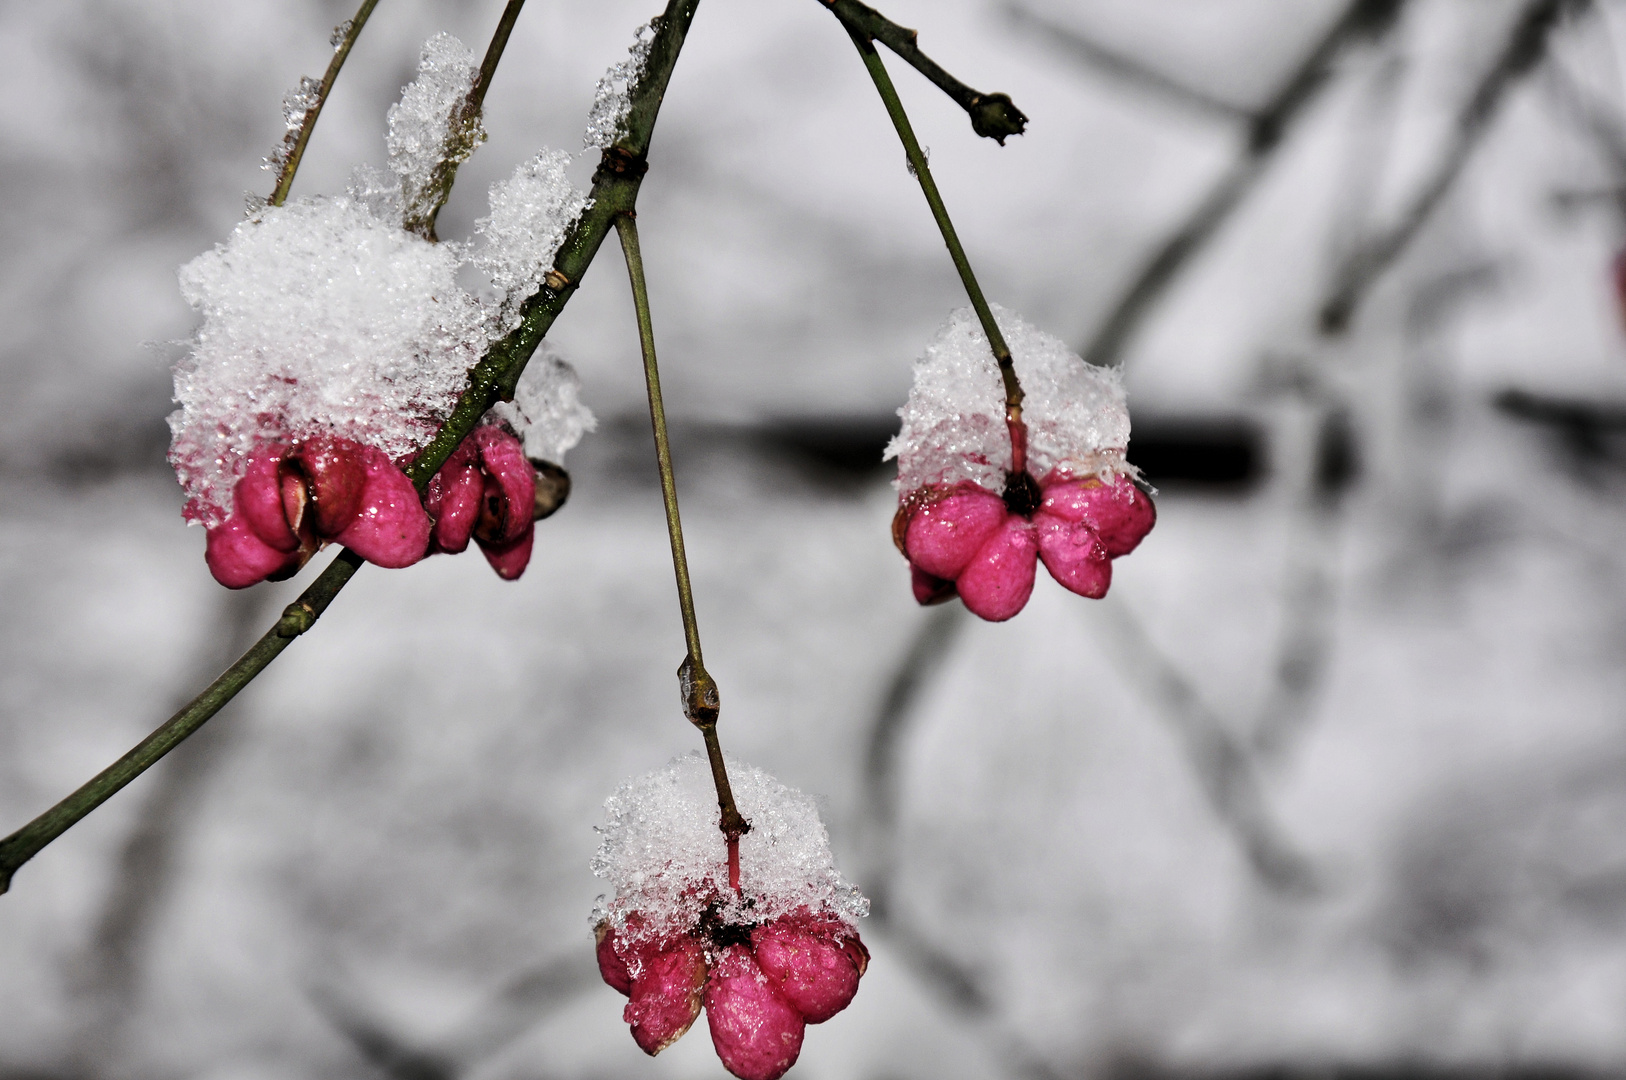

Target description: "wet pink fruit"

left=751, top=916, right=865, bottom=1024
left=205, top=513, right=303, bottom=589
left=202, top=436, right=430, bottom=588
left=595, top=920, right=634, bottom=996
left=896, top=471, right=1154, bottom=620
left=426, top=425, right=544, bottom=580
left=704, top=944, right=805, bottom=1080
left=333, top=445, right=432, bottom=568
left=625, top=938, right=709, bottom=1056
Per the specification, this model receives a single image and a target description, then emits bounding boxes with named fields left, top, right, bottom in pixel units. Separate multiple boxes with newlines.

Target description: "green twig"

left=615, top=213, right=748, bottom=859
left=841, top=23, right=1025, bottom=430
left=268, top=0, right=382, bottom=208
left=817, top=0, right=1027, bottom=144
left=0, top=0, right=706, bottom=895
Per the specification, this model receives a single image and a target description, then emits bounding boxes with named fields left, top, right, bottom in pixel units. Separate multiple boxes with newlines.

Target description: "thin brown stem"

left=615, top=212, right=749, bottom=855
left=269, top=0, right=382, bottom=208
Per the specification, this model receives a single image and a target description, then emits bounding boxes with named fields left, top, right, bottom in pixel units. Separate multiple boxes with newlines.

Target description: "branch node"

left=678, top=655, right=721, bottom=726
left=542, top=268, right=571, bottom=290
left=595, top=146, right=649, bottom=181
left=967, top=92, right=1028, bottom=144
left=275, top=601, right=318, bottom=638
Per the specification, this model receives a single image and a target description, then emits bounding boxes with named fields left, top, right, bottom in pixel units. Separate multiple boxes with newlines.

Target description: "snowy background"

left=6, top=0, right=1626, bottom=1077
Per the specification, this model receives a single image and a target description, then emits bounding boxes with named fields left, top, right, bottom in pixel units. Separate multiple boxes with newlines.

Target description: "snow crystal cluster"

left=487, top=345, right=595, bottom=465
left=387, top=33, right=483, bottom=228
left=584, top=23, right=654, bottom=150
left=170, top=34, right=594, bottom=527
left=475, top=150, right=591, bottom=335
left=592, top=753, right=868, bottom=942
left=263, top=75, right=321, bottom=175
left=885, top=305, right=1132, bottom=494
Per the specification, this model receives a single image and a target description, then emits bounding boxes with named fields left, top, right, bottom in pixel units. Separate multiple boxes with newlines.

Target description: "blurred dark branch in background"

left=1099, top=600, right=1322, bottom=895
left=1004, top=4, right=1252, bottom=123
left=1009, top=0, right=1408, bottom=369
left=1320, top=0, right=1585, bottom=332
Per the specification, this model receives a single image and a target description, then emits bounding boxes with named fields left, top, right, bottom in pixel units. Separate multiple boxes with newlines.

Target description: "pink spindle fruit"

left=896, top=471, right=1154, bottom=621
left=704, top=945, right=806, bottom=1080
left=750, top=915, right=864, bottom=1024
left=625, top=938, right=709, bottom=1056
left=426, top=424, right=543, bottom=580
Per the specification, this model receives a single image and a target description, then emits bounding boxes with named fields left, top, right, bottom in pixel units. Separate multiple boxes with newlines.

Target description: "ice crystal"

left=583, top=22, right=654, bottom=150
left=474, top=150, right=590, bottom=335
left=486, top=345, right=595, bottom=465
left=263, top=75, right=321, bottom=174
left=330, top=19, right=353, bottom=50
left=885, top=305, right=1132, bottom=494
left=387, top=33, right=484, bottom=229
left=169, top=192, right=485, bottom=526
left=592, top=753, right=868, bottom=944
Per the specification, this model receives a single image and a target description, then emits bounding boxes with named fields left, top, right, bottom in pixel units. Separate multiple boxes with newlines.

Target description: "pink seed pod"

left=750, top=916, right=866, bottom=1024
left=903, top=485, right=1007, bottom=580
left=1038, top=474, right=1155, bottom=558
left=332, top=444, right=432, bottom=569
left=1032, top=513, right=1111, bottom=599
left=285, top=436, right=368, bottom=539
left=423, top=441, right=482, bottom=555
left=625, top=937, right=709, bottom=1056
left=954, top=514, right=1039, bottom=622
left=705, top=945, right=806, bottom=1080
left=204, top=513, right=304, bottom=589
left=425, top=425, right=542, bottom=580
left=595, top=919, right=637, bottom=996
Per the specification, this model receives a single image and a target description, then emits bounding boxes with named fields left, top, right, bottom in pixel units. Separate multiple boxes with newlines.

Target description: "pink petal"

left=205, top=515, right=301, bottom=589
left=474, top=426, right=535, bottom=546
left=478, top=524, right=533, bottom=581
left=426, top=462, right=482, bottom=554
left=333, top=446, right=431, bottom=569
left=955, top=516, right=1039, bottom=622
left=903, top=487, right=1007, bottom=580
left=288, top=436, right=367, bottom=539
left=751, top=919, right=863, bottom=1024
left=1038, top=475, right=1156, bottom=557
left=704, top=945, right=805, bottom=1080
left=595, top=921, right=634, bottom=997
left=911, top=564, right=957, bottom=606
left=1034, top=511, right=1112, bottom=599
left=234, top=449, right=298, bottom=552
left=625, top=938, right=709, bottom=1056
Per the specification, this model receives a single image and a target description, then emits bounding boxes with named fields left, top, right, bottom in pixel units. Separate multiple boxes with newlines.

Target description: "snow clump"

left=885, top=304, right=1132, bottom=494
left=475, top=150, right=590, bottom=336
left=387, top=33, right=483, bottom=228
left=170, top=193, right=485, bottom=526
left=592, top=752, right=868, bottom=944
left=486, top=344, right=595, bottom=465
left=584, top=22, right=654, bottom=150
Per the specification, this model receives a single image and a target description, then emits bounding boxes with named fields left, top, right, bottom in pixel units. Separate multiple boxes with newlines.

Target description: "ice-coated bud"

left=531, top=459, right=571, bottom=521
left=205, top=513, right=303, bottom=589
left=1038, top=474, right=1155, bottom=557
left=953, top=514, right=1038, bottom=621
left=624, top=937, right=709, bottom=1056
left=968, top=91, right=1027, bottom=145
left=332, top=444, right=432, bottom=568
left=751, top=915, right=866, bottom=1024
left=704, top=945, right=805, bottom=1080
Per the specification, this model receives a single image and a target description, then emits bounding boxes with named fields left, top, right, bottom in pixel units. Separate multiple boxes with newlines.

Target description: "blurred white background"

left=6, top=0, right=1626, bottom=1077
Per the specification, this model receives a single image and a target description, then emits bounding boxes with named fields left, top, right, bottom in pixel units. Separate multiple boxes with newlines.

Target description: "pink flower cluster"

left=204, top=425, right=552, bottom=588
left=597, top=907, right=868, bottom=1080
left=896, top=469, right=1155, bottom=621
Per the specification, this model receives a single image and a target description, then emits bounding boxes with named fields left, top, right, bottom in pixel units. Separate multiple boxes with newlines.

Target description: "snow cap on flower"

left=885, top=305, right=1131, bottom=494
left=591, top=753, right=868, bottom=948
left=169, top=191, right=485, bottom=526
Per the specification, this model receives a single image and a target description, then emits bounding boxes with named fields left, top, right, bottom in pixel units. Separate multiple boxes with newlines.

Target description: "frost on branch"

left=592, top=752, right=868, bottom=943
left=474, top=150, right=590, bottom=336
left=168, top=193, right=484, bottom=527
left=264, top=75, right=321, bottom=176
left=486, top=345, right=595, bottom=465
left=387, top=32, right=484, bottom=232
left=885, top=304, right=1132, bottom=495
left=584, top=22, right=654, bottom=151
